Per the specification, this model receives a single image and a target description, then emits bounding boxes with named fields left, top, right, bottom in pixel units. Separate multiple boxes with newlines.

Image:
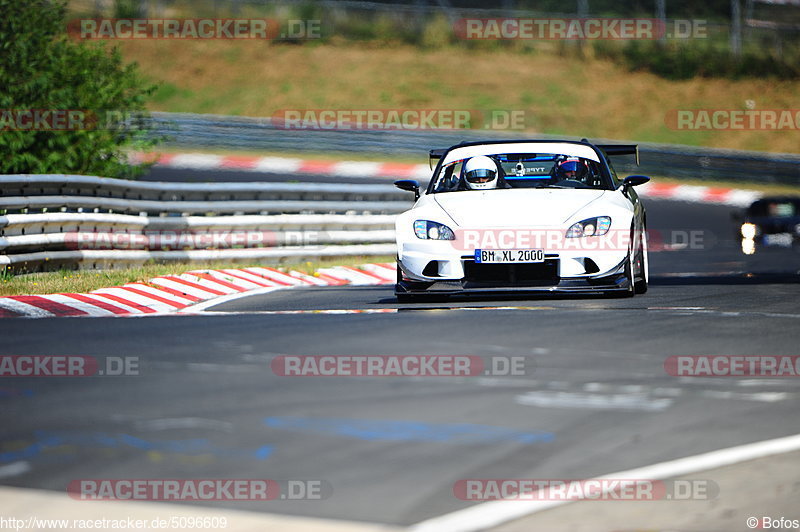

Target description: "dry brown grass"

left=113, top=40, right=800, bottom=153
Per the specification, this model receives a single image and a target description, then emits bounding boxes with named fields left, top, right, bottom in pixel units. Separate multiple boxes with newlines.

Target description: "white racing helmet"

left=463, top=155, right=498, bottom=190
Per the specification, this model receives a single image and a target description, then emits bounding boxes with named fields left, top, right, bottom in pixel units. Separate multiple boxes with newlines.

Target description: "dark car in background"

left=735, top=197, right=800, bottom=254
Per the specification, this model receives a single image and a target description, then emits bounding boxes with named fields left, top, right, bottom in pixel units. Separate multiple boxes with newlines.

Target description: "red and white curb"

left=0, top=264, right=396, bottom=318
left=133, top=152, right=763, bottom=207
left=636, top=181, right=762, bottom=207
left=131, top=152, right=431, bottom=180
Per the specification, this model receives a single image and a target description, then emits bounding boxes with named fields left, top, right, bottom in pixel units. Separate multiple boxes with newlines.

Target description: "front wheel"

left=614, top=231, right=637, bottom=298
left=395, top=262, right=427, bottom=303
left=621, top=254, right=635, bottom=297
left=634, top=228, right=649, bottom=295
left=395, top=260, right=448, bottom=303
left=396, top=262, right=411, bottom=302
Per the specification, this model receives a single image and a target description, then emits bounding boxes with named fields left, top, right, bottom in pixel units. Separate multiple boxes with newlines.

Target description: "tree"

left=0, top=0, right=158, bottom=178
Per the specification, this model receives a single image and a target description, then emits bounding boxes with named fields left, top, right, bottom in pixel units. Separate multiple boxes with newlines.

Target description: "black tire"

left=395, top=262, right=422, bottom=303
left=396, top=262, right=411, bottom=302
left=395, top=260, right=448, bottom=303
left=615, top=231, right=636, bottom=298
left=620, top=255, right=636, bottom=297
left=633, top=232, right=648, bottom=295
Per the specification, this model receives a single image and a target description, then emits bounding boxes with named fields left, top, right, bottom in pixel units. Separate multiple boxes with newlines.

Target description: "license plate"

left=475, top=249, right=544, bottom=263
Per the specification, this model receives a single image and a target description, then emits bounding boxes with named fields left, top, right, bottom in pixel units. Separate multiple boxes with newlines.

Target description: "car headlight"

left=413, top=220, right=455, bottom=240
left=741, top=223, right=757, bottom=239
left=566, top=216, right=611, bottom=238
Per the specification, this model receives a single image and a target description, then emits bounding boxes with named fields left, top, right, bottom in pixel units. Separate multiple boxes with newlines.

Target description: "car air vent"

left=422, top=261, right=439, bottom=277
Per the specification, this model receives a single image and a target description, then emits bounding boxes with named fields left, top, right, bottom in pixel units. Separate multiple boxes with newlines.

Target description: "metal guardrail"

left=0, top=212, right=396, bottom=251
left=0, top=175, right=406, bottom=272
left=0, top=174, right=411, bottom=215
left=0, top=174, right=406, bottom=201
left=0, top=213, right=397, bottom=235
left=149, top=112, right=800, bottom=185
left=0, top=196, right=408, bottom=215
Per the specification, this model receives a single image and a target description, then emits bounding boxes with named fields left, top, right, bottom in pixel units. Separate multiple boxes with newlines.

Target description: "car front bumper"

left=396, top=254, right=631, bottom=296
left=396, top=235, right=632, bottom=294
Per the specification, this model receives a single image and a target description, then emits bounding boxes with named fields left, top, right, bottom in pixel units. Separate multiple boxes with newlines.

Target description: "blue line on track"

left=264, top=416, right=554, bottom=445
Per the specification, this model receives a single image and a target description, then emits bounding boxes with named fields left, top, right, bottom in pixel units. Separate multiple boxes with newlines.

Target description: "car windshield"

left=748, top=199, right=800, bottom=218
left=432, top=152, right=610, bottom=193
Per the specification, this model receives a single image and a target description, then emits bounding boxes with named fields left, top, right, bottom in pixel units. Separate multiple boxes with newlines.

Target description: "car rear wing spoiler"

left=429, top=144, right=640, bottom=168
left=597, top=144, right=639, bottom=166
left=429, top=148, right=447, bottom=169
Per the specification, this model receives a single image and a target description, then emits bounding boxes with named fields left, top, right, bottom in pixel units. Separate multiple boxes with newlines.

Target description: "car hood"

left=433, top=189, right=608, bottom=227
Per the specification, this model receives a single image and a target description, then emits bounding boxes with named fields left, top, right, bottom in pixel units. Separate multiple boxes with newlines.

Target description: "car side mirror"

left=622, top=175, right=650, bottom=188
left=394, top=179, right=420, bottom=200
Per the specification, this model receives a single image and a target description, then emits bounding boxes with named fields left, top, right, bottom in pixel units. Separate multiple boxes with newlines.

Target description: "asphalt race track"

left=2, top=167, right=799, bottom=529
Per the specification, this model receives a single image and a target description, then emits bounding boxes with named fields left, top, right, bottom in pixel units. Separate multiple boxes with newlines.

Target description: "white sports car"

left=393, top=140, right=650, bottom=301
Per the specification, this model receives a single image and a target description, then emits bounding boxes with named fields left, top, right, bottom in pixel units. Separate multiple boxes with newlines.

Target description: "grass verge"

left=0, top=256, right=396, bottom=298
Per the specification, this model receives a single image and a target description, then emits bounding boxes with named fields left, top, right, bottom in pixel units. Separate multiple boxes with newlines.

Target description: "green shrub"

left=595, top=40, right=800, bottom=80
left=0, top=0, right=159, bottom=178
left=113, top=0, right=144, bottom=18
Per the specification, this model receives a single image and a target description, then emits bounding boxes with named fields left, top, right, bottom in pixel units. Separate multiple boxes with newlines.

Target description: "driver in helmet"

left=463, top=155, right=499, bottom=190
left=555, top=158, right=588, bottom=182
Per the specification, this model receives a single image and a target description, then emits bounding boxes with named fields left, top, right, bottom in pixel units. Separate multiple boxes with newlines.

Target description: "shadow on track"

left=650, top=272, right=800, bottom=286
